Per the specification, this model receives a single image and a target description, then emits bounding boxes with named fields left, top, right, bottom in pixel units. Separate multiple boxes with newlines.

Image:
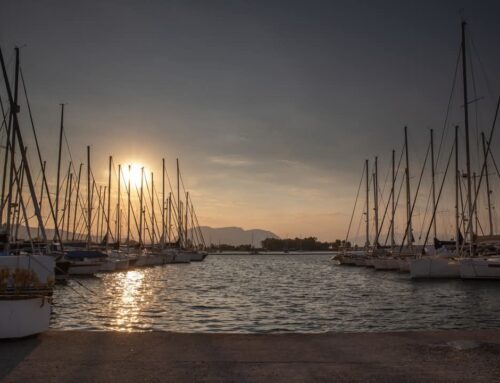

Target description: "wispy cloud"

left=209, top=155, right=255, bottom=167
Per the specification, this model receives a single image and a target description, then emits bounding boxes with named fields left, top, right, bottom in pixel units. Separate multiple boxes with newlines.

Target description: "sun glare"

left=123, top=163, right=145, bottom=187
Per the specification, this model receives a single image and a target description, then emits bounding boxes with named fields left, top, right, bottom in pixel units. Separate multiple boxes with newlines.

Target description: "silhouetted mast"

left=365, top=158, right=369, bottom=248
left=106, top=156, right=112, bottom=248
left=481, top=132, right=493, bottom=235
left=455, top=126, right=460, bottom=254
left=373, top=156, right=379, bottom=247
left=55, top=103, right=64, bottom=241
left=404, top=126, right=412, bottom=248
left=87, top=145, right=91, bottom=247
left=390, top=149, right=395, bottom=249
left=461, top=20, right=474, bottom=251
left=430, top=129, right=437, bottom=240
left=117, top=164, right=121, bottom=245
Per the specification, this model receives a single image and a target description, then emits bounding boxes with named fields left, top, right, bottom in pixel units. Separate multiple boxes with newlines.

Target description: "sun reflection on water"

left=114, top=270, right=145, bottom=331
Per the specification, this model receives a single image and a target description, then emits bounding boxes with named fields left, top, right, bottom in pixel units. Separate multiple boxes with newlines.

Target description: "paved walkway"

left=1, top=330, right=500, bottom=382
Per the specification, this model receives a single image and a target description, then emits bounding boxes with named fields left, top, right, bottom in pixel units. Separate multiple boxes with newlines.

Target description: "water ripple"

left=51, top=253, right=500, bottom=332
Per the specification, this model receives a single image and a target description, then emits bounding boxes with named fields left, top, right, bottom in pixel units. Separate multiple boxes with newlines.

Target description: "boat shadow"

left=0, top=334, right=41, bottom=380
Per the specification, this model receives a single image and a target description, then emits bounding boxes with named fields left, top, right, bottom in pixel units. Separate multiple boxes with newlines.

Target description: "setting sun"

left=122, top=163, right=145, bottom=187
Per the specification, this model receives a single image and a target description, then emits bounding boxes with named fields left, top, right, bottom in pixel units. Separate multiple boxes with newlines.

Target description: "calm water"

left=51, top=253, right=500, bottom=332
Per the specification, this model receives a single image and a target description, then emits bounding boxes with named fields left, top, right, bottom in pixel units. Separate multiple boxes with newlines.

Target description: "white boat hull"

left=0, top=297, right=51, bottom=339
left=173, top=252, right=191, bottom=263
left=460, top=257, right=500, bottom=279
left=410, top=257, right=460, bottom=279
left=136, top=254, right=164, bottom=267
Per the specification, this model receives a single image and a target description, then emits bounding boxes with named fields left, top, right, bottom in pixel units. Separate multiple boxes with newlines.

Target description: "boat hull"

left=460, top=257, right=500, bottom=279
left=410, top=257, right=460, bottom=279
left=0, top=296, right=51, bottom=339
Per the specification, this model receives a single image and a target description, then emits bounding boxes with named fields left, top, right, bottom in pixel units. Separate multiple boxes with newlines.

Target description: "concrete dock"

left=1, top=330, right=500, bottom=382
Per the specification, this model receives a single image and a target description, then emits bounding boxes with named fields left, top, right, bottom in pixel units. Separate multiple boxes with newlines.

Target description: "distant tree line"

left=208, top=237, right=352, bottom=252
left=261, top=237, right=351, bottom=251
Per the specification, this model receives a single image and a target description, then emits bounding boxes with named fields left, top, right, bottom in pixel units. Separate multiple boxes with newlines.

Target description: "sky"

left=1, top=0, right=500, bottom=242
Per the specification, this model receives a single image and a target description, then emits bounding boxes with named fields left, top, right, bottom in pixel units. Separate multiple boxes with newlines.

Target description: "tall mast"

left=0, top=89, right=12, bottom=226
left=185, top=191, right=189, bottom=248
left=373, top=156, right=379, bottom=247
left=168, top=192, right=172, bottom=245
left=60, top=161, right=71, bottom=240
left=455, top=126, right=460, bottom=254
left=0, top=47, right=46, bottom=241
left=5, top=48, right=20, bottom=242
left=66, top=171, right=73, bottom=241
left=151, top=171, right=155, bottom=247
left=72, top=163, right=82, bottom=241
left=87, top=145, right=91, bottom=247
left=391, top=149, right=395, bottom=249
left=96, top=185, right=102, bottom=242
left=430, top=129, right=437, bottom=239
left=177, top=158, right=181, bottom=247
left=404, top=126, right=412, bottom=248
left=461, top=20, right=474, bottom=250
left=117, top=164, right=121, bottom=245
left=13, top=160, right=25, bottom=240
left=365, top=159, right=370, bottom=248
left=37, top=161, right=46, bottom=239
left=473, top=173, right=479, bottom=235
left=162, top=158, right=165, bottom=248
left=481, top=132, right=493, bottom=235
left=106, top=156, right=112, bottom=248
left=55, top=103, right=64, bottom=239
left=139, top=167, right=144, bottom=247
left=127, top=164, right=131, bottom=244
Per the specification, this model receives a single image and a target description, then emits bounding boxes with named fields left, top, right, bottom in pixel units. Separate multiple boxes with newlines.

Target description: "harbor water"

left=52, top=253, right=500, bottom=332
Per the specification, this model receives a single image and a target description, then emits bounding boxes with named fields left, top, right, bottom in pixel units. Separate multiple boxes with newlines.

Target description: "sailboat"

left=0, top=47, right=55, bottom=338
left=410, top=20, right=479, bottom=279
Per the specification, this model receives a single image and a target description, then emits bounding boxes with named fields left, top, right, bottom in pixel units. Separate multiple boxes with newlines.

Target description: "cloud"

left=208, top=155, right=255, bottom=167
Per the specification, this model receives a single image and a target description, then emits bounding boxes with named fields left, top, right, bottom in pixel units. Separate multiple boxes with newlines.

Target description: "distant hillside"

left=193, top=226, right=280, bottom=246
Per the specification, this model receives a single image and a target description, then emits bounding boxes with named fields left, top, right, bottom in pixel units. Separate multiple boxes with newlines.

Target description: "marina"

left=1, top=2, right=500, bottom=381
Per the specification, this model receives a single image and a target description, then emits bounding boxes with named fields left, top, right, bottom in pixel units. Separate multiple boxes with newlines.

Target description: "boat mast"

left=461, top=20, right=474, bottom=251
left=391, top=149, right=395, bottom=250
left=5, top=48, right=20, bottom=243
left=55, top=104, right=64, bottom=240
left=106, top=156, right=112, bottom=248
left=13, top=159, right=25, bottom=241
left=60, top=161, right=71, bottom=240
left=117, top=164, right=121, bottom=246
left=1, top=47, right=47, bottom=243
left=139, top=167, right=144, bottom=247
left=185, top=191, right=189, bottom=247
left=37, top=160, right=46, bottom=239
left=430, top=129, right=437, bottom=239
left=162, top=158, right=165, bottom=248
left=127, top=164, right=131, bottom=245
left=72, top=163, right=82, bottom=241
left=373, top=156, right=379, bottom=247
left=151, top=171, right=155, bottom=247
left=87, top=145, right=91, bottom=247
left=65, top=171, right=73, bottom=241
left=455, top=126, right=460, bottom=254
left=177, top=158, right=181, bottom=248
left=168, top=192, right=172, bottom=245
left=364, top=159, right=370, bottom=249
left=481, top=132, right=493, bottom=235
left=404, top=126, right=412, bottom=248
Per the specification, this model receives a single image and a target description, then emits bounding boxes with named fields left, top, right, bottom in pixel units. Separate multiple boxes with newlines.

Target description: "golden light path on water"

left=114, top=270, right=145, bottom=332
